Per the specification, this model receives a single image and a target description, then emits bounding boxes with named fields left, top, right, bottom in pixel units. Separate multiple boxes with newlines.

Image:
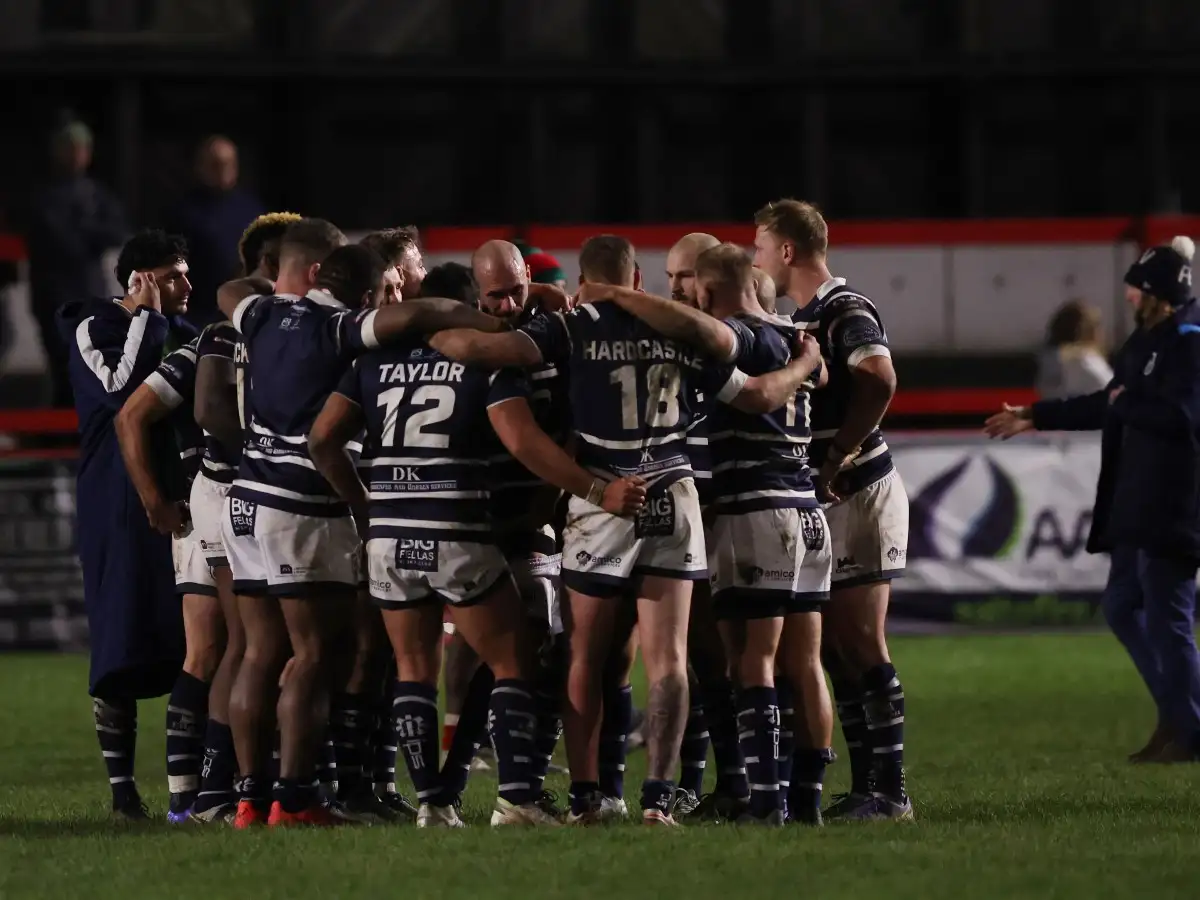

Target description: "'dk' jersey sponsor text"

left=707, top=313, right=819, bottom=515
left=335, top=342, right=509, bottom=543
left=517, top=302, right=747, bottom=491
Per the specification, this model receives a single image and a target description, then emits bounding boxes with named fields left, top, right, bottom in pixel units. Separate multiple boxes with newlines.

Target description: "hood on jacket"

left=55, top=296, right=118, bottom=345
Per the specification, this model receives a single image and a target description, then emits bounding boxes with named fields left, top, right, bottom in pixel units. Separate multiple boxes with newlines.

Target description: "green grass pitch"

left=2, top=633, right=1200, bottom=900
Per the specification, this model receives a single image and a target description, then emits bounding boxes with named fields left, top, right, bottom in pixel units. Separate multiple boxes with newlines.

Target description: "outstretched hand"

left=983, top=403, right=1035, bottom=440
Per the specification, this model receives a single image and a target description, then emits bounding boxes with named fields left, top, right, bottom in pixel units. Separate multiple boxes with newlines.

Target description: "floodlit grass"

left=2, top=634, right=1199, bottom=899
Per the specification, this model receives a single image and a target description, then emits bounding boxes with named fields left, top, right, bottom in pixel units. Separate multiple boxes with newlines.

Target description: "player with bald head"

left=666, top=233, right=720, bottom=307
left=664, top=228, right=749, bottom=813
left=472, top=240, right=531, bottom=323
left=433, top=238, right=579, bottom=814
left=753, top=268, right=778, bottom=315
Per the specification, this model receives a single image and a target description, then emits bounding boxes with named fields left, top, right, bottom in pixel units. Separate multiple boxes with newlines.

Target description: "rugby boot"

left=232, top=798, right=269, bottom=829
left=1129, top=721, right=1175, bottom=762
left=735, top=809, right=786, bottom=827
left=267, top=800, right=356, bottom=827
left=678, top=790, right=750, bottom=823
left=377, top=789, right=419, bottom=821
left=837, top=793, right=915, bottom=822
left=416, top=803, right=466, bottom=828
left=490, top=797, right=563, bottom=826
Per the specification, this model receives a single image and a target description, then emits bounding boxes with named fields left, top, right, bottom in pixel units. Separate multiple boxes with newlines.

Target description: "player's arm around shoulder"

left=581, top=283, right=739, bottom=362
left=725, top=330, right=825, bottom=414
left=217, top=276, right=274, bottom=326
left=429, top=309, right=562, bottom=370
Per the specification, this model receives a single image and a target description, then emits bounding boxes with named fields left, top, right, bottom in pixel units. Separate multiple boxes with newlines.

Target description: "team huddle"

left=68, top=198, right=912, bottom=830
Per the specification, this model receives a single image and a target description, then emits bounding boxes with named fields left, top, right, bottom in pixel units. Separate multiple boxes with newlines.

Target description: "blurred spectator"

left=1035, top=299, right=1114, bottom=400
left=166, top=135, right=263, bottom=326
left=526, top=251, right=567, bottom=291
left=24, top=114, right=128, bottom=408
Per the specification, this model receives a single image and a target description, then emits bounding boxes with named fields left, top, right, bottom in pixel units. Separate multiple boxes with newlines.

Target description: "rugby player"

left=57, top=230, right=194, bottom=819
left=429, top=234, right=823, bottom=825
left=752, top=268, right=778, bottom=315
left=755, top=199, right=913, bottom=821
left=663, top=231, right=752, bottom=817
left=474, top=240, right=574, bottom=806
left=307, top=259, right=620, bottom=828
left=170, top=213, right=300, bottom=823
left=217, top=224, right=505, bottom=827
left=360, top=227, right=426, bottom=301
left=116, top=331, right=225, bottom=824
left=596, top=243, right=832, bottom=824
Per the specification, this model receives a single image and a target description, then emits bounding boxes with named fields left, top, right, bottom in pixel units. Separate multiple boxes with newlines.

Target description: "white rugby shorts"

left=173, top=522, right=216, bottom=596
left=510, top=550, right=563, bottom=635
left=561, top=477, right=707, bottom=598
left=709, top=506, right=831, bottom=618
left=825, top=468, right=909, bottom=587
left=221, top=496, right=361, bottom=597
left=189, top=471, right=231, bottom=569
left=367, top=537, right=510, bottom=609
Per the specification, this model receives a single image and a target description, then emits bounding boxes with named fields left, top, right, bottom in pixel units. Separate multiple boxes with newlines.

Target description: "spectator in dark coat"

left=986, top=235, right=1200, bottom=764
left=25, top=116, right=128, bottom=407
left=166, top=136, right=262, bottom=326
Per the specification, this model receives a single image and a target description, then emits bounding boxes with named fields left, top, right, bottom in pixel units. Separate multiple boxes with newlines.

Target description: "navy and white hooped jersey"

left=229, top=290, right=381, bottom=517
left=791, top=278, right=895, bottom=494
left=518, top=303, right=746, bottom=491
left=195, top=321, right=242, bottom=485
left=707, top=314, right=818, bottom=515
left=335, top=343, right=507, bottom=543
left=486, top=364, right=570, bottom=518
left=143, top=336, right=204, bottom=488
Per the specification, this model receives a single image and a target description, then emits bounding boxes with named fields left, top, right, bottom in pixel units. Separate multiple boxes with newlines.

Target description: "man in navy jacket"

left=987, top=236, right=1200, bottom=763
left=55, top=229, right=196, bottom=818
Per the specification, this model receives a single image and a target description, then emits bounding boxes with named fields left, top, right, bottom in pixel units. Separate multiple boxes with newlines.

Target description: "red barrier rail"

left=3, top=215, right=1200, bottom=260
left=0, top=388, right=1039, bottom=435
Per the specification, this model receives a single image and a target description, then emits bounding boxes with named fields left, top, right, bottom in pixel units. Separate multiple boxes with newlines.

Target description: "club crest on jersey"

left=396, top=538, right=438, bottom=572
left=634, top=492, right=676, bottom=538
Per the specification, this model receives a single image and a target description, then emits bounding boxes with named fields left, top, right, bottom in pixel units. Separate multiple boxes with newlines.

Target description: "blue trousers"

left=1101, top=547, right=1200, bottom=749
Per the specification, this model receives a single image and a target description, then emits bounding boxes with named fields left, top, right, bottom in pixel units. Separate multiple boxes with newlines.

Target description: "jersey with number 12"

left=517, top=302, right=747, bottom=491
left=335, top=342, right=507, bottom=543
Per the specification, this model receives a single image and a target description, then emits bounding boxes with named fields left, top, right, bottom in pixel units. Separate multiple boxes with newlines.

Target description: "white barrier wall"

left=425, top=242, right=1141, bottom=353
left=0, top=237, right=1141, bottom=375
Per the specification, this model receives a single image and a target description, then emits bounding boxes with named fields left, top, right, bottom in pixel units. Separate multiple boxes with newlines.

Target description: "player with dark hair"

left=756, top=198, right=912, bottom=821
left=306, top=261, right=576, bottom=828
left=420, top=262, right=479, bottom=308
left=359, top=227, right=425, bottom=300
left=238, top=213, right=303, bottom=280
left=115, top=331, right=222, bottom=823
left=55, top=228, right=194, bottom=819
left=217, top=222, right=509, bottom=827
left=428, top=233, right=822, bottom=825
